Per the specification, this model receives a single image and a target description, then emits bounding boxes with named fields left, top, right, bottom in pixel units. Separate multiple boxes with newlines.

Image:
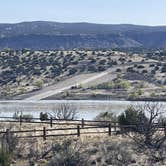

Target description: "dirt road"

left=23, top=61, right=158, bottom=100
left=24, top=70, right=113, bottom=100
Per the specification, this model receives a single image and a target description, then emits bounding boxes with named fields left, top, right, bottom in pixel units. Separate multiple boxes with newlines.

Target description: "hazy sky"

left=0, top=0, right=166, bottom=25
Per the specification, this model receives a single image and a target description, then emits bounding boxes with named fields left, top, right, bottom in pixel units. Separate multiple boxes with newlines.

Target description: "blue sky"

left=0, top=0, right=166, bottom=25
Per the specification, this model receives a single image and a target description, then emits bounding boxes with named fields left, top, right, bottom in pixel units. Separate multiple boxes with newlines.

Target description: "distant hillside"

left=0, top=21, right=166, bottom=49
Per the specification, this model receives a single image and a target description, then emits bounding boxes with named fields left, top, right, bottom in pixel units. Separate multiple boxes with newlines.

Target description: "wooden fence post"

left=77, top=125, right=80, bottom=137
left=50, top=117, right=53, bottom=128
left=108, top=123, right=111, bottom=136
left=164, top=123, right=166, bottom=137
left=81, top=118, right=84, bottom=128
left=6, top=129, right=10, bottom=144
left=19, top=115, right=22, bottom=126
left=43, top=127, right=46, bottom=141
left=114, top=122, right=116, bottom=132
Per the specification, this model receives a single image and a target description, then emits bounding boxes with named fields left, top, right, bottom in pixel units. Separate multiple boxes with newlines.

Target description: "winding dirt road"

left=24, top=70, right=113, bottom=100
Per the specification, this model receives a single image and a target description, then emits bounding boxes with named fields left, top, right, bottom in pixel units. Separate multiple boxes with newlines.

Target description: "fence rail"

left=0, top=116, right=166, bottom=141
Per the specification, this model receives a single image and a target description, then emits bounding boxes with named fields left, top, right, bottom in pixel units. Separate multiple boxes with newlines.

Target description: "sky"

left=0, top=0, right=166, bottom=25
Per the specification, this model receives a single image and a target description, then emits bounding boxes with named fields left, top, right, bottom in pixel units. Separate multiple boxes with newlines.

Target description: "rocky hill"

left=0, top=21, right=166, bottom=49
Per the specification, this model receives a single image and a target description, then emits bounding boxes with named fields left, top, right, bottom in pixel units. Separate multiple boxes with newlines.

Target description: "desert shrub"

left=138, top=81, right=146, bottom=88
left=68, top=68, right=77, bottom=75
left=95, top=112, right=117, bottom=122
left=118, top=106, right=146, bottom=132
left=40, top=112, right=49, bottom=121
left=95, top=112, right=117, bottom=126
left=99, top=59, right=107, bottom=65
left=95, top=79, right=130, bottom=90
left=128, top=89, right=142, bottom=99
left=154, top=66, right=159, bottom=71
left=151, top=69, right=156, bottom=74
left=13, top=110, right=33, bottom=122
left=127, top=103, right=166, bottom=164
left=98, top=65, right=106, bottom=71
left=136, top=89, right=143, bottom=96
left=0, top=124, right=18, bottom=163
left=33, top=79, right=44, bottom=89
left=94, top=140, right=135, bottom=166
left=96, top=82, right=114, bottom=89
left=161, top=65, right=166, bottom=73
left=113, top=79, right=130, bottom=89
left=149, top=64, right=155, bottom=67
left=116, top=68, right=122, bottom=72
left=21, top=114, right=33, bottom=122
left=130, top=103, right=166, bottom=149
left=150, top=92, right=156, bottom=97
left=47, top=139, right=89, bottom=166
left=137, top=65, right=145, bottom=69
left=128, top=92, right=138, bottom=99
left=13, top=111, right=22, bottom=120
left=0, top=147, right=11, bottom=166
left=127, top=67, right=135, bottom=72
left=142, top=69, right=148, bottom=73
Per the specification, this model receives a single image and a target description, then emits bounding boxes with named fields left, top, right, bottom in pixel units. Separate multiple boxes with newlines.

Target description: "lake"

left=0, top=100, right=165, bottom=120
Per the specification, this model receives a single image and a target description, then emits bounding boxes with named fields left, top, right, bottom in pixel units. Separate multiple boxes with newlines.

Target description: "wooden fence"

left=0, top=117, right=166, bottom=141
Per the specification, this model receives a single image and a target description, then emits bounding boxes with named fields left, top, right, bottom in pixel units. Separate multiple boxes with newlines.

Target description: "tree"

left=132, top=102, right=165, bottom=149
left=118, top=106, right=146, bottom=132
left=51, top=103, right=78, bottom=120
left=129, top=102, right=166, bottom=164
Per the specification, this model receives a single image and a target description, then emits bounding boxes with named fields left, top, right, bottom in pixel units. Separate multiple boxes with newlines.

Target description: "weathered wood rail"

left=0, top=116, right=166, bottom=141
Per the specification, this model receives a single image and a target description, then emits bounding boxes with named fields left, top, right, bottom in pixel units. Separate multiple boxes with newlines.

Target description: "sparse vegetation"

left=92, top=78, right=130, bottom=90
left=0, top=49, right=165, bottom=101
left=51, top=103, right=78, bottom=120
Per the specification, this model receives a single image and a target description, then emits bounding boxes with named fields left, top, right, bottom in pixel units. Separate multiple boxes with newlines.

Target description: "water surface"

left=0, top=100, right=165, bottom=120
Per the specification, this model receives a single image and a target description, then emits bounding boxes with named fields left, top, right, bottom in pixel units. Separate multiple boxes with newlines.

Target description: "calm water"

left=0, top=100, right=165, bottom=120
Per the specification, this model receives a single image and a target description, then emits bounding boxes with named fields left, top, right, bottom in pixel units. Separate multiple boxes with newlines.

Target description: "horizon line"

left=0, top=20, right=166, bottom=27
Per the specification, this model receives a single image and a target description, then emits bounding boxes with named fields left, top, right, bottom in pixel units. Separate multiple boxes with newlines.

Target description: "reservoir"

left=0, top=100, right=165, bottom=120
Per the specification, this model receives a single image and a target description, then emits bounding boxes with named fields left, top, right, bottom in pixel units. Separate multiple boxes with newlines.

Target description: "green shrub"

left=118, top=106, right=146, bottom=132
left=114, top=79, right=130, bottom=89
left=33, top=79, right=44, bottom=89
left=95, top=112, right=117, bottom=122
left=94, top=79, right=130, bottom=90
left=22, top=114, right=34, bottom=122
left=0, top=147, right=11, bottom=166
left=136, top=89, right=143, bottom=96
left=40, top=112, right=49, bottom=121
left=150, top=92, right=156, bottom=97
left=13, top=111, right=22, bottom=120
left=13, top=111, right=33, bottom=122
left=128, top=89, right=142, bottom=99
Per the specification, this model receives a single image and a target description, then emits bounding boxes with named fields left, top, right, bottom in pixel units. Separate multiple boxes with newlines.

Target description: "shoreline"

left=1, top=96, right=165, bottom=102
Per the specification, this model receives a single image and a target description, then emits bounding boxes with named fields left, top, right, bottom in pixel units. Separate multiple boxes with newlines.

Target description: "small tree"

left=118, top=106, right=146, bottom=132
left=132, top=102, right=165, bottom=149
left=128, top=102, right=166, bottom=164
left=51, top=103, right=78, bottom=120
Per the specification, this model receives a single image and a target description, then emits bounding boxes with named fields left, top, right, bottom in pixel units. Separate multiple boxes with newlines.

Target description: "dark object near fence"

left=40, top=112, right=49, bottom=121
